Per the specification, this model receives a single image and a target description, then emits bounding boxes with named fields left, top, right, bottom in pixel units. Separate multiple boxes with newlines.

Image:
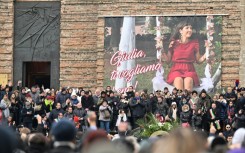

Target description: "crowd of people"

left=0, top=81, right=245, bottom=153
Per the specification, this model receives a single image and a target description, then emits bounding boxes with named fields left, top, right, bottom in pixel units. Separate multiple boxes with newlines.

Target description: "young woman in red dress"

left=162, top=20, right=206, bottom=91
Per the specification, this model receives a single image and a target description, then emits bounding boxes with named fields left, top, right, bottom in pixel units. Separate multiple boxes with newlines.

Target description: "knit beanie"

left=51, top=119, right=77, bottom=141
left=0, top=126, right=17, bottom=153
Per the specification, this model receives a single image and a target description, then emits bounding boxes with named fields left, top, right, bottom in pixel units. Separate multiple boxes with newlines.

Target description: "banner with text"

left=104, top=16, right=222, bottom=93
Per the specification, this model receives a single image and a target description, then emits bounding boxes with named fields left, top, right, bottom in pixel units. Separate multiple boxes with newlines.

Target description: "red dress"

left=166, top=39, right=200, bottom=86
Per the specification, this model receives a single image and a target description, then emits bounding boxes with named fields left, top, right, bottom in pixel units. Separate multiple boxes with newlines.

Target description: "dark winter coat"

left=73, top=108, right=86, bottom=118
left=191, top=114, right=203, bottom=129
left=180, top=111, right=192, bottom=123
left=197, top=97, right=212, bottom=113
left=107, top=96, right=120, bottom=115
left=207, top=108, right=220, bottom=122
left=235, top=114, right=245, bottom=129
left=49, top=109, right=65, bottom=123
left=21, top=107, right=34, bottom=123
left=56, top=93, right=69, bottom=104
left=129, top=97, right=146, bottom=117
left=81, top=96, right=94, bottom=110
left=216, top=101, right=227, bottom=120
left=126, top=91, right=135, bottom=100
left=149, top=97, right=158, bottom=113
left=155, top=102, right=169, bottom=117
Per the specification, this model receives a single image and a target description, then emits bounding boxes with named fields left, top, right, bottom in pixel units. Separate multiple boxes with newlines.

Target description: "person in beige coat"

left=99, top=100, right=112, bottom=133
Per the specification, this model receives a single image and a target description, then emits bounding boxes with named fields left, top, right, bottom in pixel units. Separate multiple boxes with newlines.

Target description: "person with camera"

left=116, top=109, right=127, bottom=128
left=99, top=100, right=112, bottom=134
left=106, top=91, right=120, bottom=132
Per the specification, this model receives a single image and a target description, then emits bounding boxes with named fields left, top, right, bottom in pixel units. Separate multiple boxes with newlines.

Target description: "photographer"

left=99, top=100, right=112, bottom=134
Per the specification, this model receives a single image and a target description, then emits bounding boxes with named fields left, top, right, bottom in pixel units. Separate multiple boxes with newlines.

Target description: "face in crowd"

left=31, top=87, right=37, bottom=93
left=102, top=101, right=108, bottom=107
left=213, top=95, right=218, bottom=102
left=106, top=86, right=111, bottom=91
left=211, top=103, right=216, bottom=109
left=58, top=113, right=63, bottom=119
left=201, top=92, right=206, bottom=99
left=56, top=103, right=61, bottom=110
left=192, top=92, right=197, bottom=98
left=128, top=86, right=133, bottom=92
left=227, top=87, right=233, bottom=94
left=77, top=103, right=82, bottom=109
left=157, top=97, right=163, bottom=103
left=135, top=92, right=140, bottom=98
left=225, top=124, right=231, bottom=131
left=68, top=107, right=73, bottom=113
left=110, top=92, right=114, bottom=97
left=229, top=101, right=233, bottom=107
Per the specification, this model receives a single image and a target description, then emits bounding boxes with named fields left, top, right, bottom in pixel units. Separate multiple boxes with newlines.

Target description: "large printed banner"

left=104, top=16, right=222, bottom=93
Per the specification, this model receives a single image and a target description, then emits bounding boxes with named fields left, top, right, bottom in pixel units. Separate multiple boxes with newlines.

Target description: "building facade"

left=0, top=0, right=245, bottom=90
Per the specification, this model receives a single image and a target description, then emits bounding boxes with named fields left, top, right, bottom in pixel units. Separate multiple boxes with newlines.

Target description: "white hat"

left=71, top=90, right=77, bottom=97
left=45, top=89, right=50, bottom=93
left=171, top=102, right=177, bottom=105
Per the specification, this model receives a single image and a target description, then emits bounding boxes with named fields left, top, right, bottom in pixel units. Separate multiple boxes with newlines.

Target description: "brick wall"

left=240, top=0, right=245, bottom=87
left=0, top=0, right=14, bottom=82
left=0, top=0, right=244, bottom=89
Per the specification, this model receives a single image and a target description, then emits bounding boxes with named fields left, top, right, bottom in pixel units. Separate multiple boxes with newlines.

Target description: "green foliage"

left=135, top=113, right=179, bottom=138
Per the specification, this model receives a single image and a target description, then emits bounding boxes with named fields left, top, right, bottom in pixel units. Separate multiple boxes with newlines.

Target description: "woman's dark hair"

left=192, top=90, right=198, bottom=95
left=219, top=94, right=224, bottom=98
left=170, top=19, right=193, bottom=41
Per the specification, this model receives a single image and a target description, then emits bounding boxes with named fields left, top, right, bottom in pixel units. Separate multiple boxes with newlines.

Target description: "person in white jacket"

left=0, top=94, right=10, bottom=121
left=116, top=109, right=127, bottom=127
